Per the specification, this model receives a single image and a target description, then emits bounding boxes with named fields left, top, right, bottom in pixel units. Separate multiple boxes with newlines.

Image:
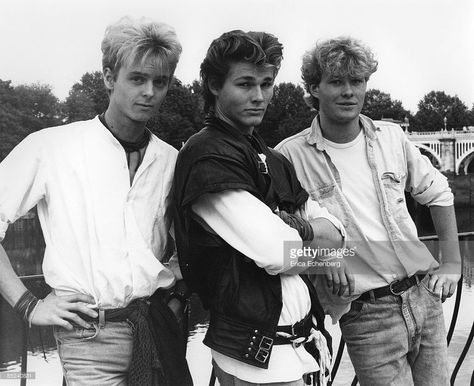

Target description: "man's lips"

left=136, top=103, right=153, bottom=108
left=245, top=108, right=265, bottom=113
left=337, top=102, right=357, bottom=106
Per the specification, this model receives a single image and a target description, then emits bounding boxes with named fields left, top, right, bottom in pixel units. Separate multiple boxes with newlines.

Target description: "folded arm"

left=192, top=189, right=344, bottom=275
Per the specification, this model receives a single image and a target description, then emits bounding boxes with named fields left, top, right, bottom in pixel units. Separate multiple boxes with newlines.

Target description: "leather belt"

left=75, top=298, right=148, bottom=327
left=358, top=274, right=425, bottom=302
left=274, top=313, right=312, bottom=345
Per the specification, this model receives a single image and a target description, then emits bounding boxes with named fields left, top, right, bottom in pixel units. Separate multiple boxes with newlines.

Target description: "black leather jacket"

left=173, top=116, right=328, bottom=368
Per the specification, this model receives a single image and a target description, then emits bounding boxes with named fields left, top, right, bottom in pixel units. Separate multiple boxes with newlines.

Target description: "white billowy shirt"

left=193, top=190, right=344, bottom=383
left=0, top=116, right=180, bottom=308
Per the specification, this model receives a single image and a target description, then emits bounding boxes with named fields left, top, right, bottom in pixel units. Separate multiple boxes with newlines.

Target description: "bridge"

left=406, top=130, right=474, bottom=175
left=373, top=121, right=474, bottom=175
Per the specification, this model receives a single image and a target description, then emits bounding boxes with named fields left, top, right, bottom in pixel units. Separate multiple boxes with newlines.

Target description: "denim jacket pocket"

left=381, top=171, right=408, bottom=220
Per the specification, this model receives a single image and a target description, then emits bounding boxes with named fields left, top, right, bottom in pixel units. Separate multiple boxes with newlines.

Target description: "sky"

left=1, top=0, right=473, bottom=113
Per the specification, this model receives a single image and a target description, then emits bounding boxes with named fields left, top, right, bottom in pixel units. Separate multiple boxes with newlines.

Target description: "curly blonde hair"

left=301, top=37, right=378, bottom=109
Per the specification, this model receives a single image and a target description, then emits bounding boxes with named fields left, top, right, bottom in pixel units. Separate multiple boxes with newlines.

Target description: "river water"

left=0, top=176, right=473, bottom=385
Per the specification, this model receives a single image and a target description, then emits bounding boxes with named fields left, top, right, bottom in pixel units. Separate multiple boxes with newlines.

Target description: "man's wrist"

left=13, top=289, right=39, bottom=323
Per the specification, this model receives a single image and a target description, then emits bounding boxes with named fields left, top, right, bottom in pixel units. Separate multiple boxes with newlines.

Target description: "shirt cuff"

left=304, top=198, right=346, bottom=239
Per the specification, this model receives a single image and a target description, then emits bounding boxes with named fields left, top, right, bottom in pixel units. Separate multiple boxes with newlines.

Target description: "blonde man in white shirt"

left=0, top=16, right=192, bottom=385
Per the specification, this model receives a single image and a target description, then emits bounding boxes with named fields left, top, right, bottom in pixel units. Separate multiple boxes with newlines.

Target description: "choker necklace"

left=99, top=113, right=150, bottom=152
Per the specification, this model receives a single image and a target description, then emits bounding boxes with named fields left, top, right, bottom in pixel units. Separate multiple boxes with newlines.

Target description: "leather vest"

left=174, top=116, right=326, bottom=368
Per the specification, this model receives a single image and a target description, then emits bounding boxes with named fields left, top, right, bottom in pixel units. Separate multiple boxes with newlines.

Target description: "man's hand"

left=322, top=258, right=355, bottom=296
left=30, top=293, right=98, bottom=330
left=426, top=262, right=461, bottom=302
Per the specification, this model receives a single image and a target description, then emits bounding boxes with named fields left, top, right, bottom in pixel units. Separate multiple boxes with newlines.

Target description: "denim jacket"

left=276, top=114, right=453, bottom=322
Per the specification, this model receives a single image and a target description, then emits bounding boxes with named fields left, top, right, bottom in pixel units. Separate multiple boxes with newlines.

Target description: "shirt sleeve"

left=403, top=136, right=453, bottom=207
left=192, top=189, right=303, bottom=275
left=297, top=198, right=346, bottom=239
left=0, top=133, right=46, bottom=241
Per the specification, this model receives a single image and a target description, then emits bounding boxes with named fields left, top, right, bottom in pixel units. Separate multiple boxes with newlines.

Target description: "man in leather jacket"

left=174, top=30, right=347, bottom=385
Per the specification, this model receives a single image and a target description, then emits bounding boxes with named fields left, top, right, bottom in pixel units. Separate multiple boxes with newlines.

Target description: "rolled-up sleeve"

left=0, top=133, right=46, bottom=241
left=404, top=138, right=453, bottom=207
left=300, top=198, right=346, bottom=239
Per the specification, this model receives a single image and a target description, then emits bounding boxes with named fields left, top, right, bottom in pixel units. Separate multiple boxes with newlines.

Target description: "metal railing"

left=7, top=233, right=474, bottom=386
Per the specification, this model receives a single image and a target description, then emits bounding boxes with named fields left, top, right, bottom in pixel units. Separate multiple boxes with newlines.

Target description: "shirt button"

left=244, top=354, right=249, bottom=358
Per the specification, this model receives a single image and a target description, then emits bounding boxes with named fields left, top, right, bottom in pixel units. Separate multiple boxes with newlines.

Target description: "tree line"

left=1, top=72, right=474, bottom=160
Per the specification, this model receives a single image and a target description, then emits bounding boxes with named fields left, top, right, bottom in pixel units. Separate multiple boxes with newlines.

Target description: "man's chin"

left=245, top=117, right=264, bottom=128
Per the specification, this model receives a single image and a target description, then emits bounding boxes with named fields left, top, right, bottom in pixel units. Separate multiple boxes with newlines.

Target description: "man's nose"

left=252, top=86, right=264, bottom=102
left=341, top=81, right=354, bottom=97
left=142, top=80, right=154, bottom=97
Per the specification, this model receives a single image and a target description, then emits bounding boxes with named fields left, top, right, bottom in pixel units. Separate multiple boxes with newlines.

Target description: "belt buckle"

left=255, top=348, right=270, bottom=363
left=259, top=336, right=273, bottom=351
left=389, top=280, right=404, bottom=296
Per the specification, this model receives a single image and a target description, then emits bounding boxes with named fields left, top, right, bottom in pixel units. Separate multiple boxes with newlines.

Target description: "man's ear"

left=103, top=67, right=115, bottom=93
left=309, top=84, right=319, bottom=99
left=208, top=78, right=220, bottom=97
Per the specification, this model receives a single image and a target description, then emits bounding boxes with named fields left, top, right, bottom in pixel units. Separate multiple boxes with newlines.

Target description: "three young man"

left=277, top=37, right=461, bottom=386
left=0, top=17, right=192, bottom=385
left=173, top=30, right=345, bottom=385
left=0, top=19, right=459, bottom=386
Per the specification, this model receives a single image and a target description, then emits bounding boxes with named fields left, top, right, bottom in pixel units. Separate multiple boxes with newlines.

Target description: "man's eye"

left=330, top=79, right=342, bottom=85
left=262, top=82, right=274, bottom=88
left=238, top=83, right=251, bottom=88
left=154, top=79, right=167, bottom=87
left=131, top=77, right=144, bottom=83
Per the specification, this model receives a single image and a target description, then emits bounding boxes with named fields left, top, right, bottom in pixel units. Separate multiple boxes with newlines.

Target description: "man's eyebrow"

left=234, top=76, right=256, bottom=81
left=128, top=71, right=169, bottom=79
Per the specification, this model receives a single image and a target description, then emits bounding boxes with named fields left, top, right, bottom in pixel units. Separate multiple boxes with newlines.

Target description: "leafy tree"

left=148, top=79, right=204, bottom=149
left=15, top=83, right=61, bottom=130
left=468, top=104, right=474, bottom=127
left=70, top=71, right=109, bottom=115
left=63, top=89, right=97, bottom=123
left=362, top=89, right=410, bottom=121
left=0, top=80, right=61, bottom=159
left=413, top=91, right=469, bottom=131
left=259, top=83, right=314, bottom=147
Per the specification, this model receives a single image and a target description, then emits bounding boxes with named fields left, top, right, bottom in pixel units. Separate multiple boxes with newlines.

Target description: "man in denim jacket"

left=276, top=37, right=461, bottom=386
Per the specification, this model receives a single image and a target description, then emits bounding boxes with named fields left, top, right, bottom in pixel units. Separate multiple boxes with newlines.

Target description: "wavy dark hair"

left=200, top=30, right=283, bottom=112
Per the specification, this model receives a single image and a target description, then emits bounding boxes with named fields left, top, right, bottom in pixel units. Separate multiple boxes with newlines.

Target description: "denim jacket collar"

left=306, top=114, right=380, bottom=150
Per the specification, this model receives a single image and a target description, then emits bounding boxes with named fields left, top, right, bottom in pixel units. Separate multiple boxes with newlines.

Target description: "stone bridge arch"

left=457, top=147, right=474, bottom=175
left=414, top=143, right=443, bottom=169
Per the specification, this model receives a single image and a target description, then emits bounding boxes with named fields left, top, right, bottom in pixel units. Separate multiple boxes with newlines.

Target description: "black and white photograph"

left=0, top=0, right=473, bottom=385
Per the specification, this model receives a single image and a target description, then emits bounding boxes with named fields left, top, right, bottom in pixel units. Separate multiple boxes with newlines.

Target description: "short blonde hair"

left=301, top=36, right=378, bottom=109
left=101, top=16, right=182, bottom=78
